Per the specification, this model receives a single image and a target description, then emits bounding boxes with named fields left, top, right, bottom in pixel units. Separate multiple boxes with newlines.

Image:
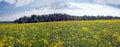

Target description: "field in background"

left=0, top=20, right=120, bottom=47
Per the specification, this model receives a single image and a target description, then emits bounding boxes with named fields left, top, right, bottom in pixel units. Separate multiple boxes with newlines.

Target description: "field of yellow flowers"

left=0, top=20, right=120, bottom=47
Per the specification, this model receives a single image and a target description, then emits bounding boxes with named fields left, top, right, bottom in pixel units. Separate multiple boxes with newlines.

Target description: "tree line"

left=14, top=13, right=120, bottom=23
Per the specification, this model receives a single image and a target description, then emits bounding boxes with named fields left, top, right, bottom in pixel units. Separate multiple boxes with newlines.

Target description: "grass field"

left=0, top=20, right=120, bottom=47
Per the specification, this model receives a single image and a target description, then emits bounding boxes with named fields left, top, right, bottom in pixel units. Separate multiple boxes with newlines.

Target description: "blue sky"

left=0, top=0, right=120, bottom=21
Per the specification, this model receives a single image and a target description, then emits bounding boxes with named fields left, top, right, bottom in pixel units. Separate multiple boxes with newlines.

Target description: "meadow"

left=0, top=20, right=120, bottom=47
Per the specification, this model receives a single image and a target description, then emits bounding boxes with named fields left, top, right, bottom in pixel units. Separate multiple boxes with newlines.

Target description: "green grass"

left=0, top=20, right=120, bottom=47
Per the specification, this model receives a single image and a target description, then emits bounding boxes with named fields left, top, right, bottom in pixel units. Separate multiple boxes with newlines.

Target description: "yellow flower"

left=81, top=27, right=89, bottom=31
left=29, top=43, right=32, bottom=46
left=109, top=46, right=112, bottom=47
left=0, top=42, right=3, bottom=47
left=43, top=39, right=49, bottom=45
left=8, top=46, right=12, bottom=47
left=82, top=37, right=87, bottom=40
left=53, top=45, right=57, bottom=47
left=113, top=32, right=119, bottom=37
left=56, top=40, right=64, bottom=46
left=9, top=36, right=14, bottom=40
left=46, top=33, right=50, bottom=36
left=117, top=35, right=120, bottom=42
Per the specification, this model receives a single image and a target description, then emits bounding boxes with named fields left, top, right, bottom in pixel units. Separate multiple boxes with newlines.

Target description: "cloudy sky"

left=0, top=0, right=120, bottom=21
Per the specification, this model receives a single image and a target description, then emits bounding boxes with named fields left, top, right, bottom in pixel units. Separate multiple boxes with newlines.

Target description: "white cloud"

left=3, top=0, right=33, bottom=7
left=4, top=0, right=16, bottom=4
left=16, top=0, right=34, bottom=7
left=107, top=0, right=120, bottom=5
left=93, top=0, right=120, bottom=5
left=0, top=2, right=120, bottom=21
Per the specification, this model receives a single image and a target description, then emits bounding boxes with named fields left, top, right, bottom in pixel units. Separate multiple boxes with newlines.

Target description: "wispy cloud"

left=16, top=0, right=33, bottom=7
left=93, top=0, right=120, bottom=5
left=16, top=2, right=120, bottom=16
left=3, top=0, right=33, bottom=7
left=4, top=0, right=16, bottom=4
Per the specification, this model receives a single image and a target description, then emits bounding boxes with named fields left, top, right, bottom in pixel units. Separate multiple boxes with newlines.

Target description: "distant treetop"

left=14, top=13, right=120, bottom=23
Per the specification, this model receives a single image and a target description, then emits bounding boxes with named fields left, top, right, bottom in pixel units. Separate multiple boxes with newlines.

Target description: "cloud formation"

left=19, top=2, right=120, bottom=16
left=0, top=0, right=120, bottom=21
left=0, top=2, right=120, bottom=21
left=4, top=0, right=16, bottom=4
left=93, top=0, right=120, bottom=5
left=16, top=0, right=33, bottom=7
left=1, top=0, right=120, bottom=7
left=3, top=0, right=33, bottom=7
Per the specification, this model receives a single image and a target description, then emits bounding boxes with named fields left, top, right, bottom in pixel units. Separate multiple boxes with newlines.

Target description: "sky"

left=0, top=0, right=120, bottom=21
